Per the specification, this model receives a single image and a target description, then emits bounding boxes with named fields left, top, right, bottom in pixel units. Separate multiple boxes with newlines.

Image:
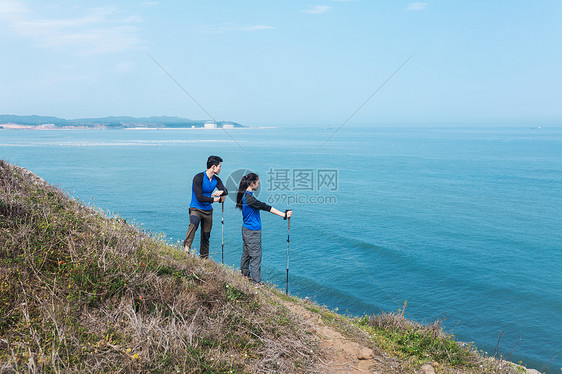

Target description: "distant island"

left=0, top=115, right=245, bottom=130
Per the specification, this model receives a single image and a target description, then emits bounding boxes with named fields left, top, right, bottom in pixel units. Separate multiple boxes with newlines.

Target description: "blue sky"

left=1, top=0, right=561, bottom=126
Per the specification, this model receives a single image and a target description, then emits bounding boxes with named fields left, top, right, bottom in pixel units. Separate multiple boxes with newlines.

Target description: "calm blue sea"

left=1, top=126, right=561, bottom=372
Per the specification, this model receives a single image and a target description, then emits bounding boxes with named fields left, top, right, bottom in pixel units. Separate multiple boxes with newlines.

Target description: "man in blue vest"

left=183, top=155, right=228, bottom=258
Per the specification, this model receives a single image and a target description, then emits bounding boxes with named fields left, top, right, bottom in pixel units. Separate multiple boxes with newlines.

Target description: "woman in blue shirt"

left=236, top=173, right=292, bottom=283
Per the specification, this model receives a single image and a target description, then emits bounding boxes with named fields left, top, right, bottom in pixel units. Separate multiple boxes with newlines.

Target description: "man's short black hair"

left=207, top=155, right=223, bottom=169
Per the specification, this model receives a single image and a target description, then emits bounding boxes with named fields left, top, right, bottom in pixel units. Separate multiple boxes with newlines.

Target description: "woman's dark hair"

left=207, top=155, right=223, bottom=169
left=236, top=173, right=259, bottom=210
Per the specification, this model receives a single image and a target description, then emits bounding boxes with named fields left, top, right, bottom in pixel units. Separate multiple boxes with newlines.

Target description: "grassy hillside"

left=0, top=161, right=314, bottom=373
left=0, top=160, right=539, bottom=373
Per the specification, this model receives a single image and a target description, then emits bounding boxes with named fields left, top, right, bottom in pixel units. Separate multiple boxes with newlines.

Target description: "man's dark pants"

left=183, top=208, right=213, bottom=258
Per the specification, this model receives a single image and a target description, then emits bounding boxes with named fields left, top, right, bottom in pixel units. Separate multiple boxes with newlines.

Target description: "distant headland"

left=0, top=115, right=245, bottom=130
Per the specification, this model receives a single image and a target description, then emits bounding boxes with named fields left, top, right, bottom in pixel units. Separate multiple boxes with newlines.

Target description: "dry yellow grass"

left=0, top=160, right=316, bottom=373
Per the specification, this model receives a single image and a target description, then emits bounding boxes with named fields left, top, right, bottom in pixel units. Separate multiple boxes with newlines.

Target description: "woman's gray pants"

left=241, top=226, right=262, bottom=283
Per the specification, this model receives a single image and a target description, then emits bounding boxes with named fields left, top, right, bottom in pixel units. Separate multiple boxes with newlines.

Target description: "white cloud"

left=0, top=1, right=143, bottom=55
left=301, top=5, right=331, bottom=14
left=235, top=25, right=275, bottom=32
left=406, top=2, right=428, bottom=11
left=198, top=24, right=275, bottom=34
left=0, top=0, right=29, bottom=18
left=113, top=61, right=135, bottom=73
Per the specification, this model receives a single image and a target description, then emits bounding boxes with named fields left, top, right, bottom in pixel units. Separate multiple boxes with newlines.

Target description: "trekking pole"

left=285, top=210, right=291, bottom=295
left=221, top=201, right=224, bottom=264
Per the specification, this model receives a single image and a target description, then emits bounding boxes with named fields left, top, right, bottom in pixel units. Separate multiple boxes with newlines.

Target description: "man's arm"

left=192, top=173, right=214, bottom=203
left=215, top=176, right=228, bottom=196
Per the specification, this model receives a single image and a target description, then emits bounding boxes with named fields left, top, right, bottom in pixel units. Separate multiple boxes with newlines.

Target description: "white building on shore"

left=203, top=121, right=217, bottom=129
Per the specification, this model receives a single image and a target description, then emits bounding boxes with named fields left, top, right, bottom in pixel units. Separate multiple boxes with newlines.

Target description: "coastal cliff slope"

left=0, top=160, right=540, bottom=373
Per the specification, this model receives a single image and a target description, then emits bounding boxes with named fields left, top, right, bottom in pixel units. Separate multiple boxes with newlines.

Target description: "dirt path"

left=282, top=300, right=543, bottom=374
left=284, top=301, right=402, bottom=374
